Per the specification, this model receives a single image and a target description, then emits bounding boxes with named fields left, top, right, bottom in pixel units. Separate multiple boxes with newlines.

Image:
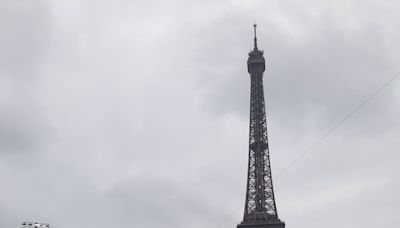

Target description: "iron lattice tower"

left=238, top=24, right=285, bottom=228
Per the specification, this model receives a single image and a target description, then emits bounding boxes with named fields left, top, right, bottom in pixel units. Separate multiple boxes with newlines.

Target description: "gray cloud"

left=0, top=1, right=399, bottom=228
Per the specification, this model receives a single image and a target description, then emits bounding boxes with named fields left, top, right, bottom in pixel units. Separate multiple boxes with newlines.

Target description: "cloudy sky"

left=1, top=0, right=400, bottom=228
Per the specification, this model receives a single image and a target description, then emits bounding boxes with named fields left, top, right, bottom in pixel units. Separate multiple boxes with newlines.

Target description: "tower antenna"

left=253, top=22, right=258, bottom=50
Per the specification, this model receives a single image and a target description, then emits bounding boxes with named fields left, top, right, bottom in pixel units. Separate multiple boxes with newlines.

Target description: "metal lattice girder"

left=240, top=24, right=284, bottom=226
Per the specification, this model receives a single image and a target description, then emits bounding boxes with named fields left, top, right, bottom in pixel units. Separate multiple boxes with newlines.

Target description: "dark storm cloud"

left=0, top=1, right=399, bottom=228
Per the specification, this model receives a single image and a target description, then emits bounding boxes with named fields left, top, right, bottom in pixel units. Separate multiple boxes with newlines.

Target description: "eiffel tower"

left=237, top=24, right=285, bottom=228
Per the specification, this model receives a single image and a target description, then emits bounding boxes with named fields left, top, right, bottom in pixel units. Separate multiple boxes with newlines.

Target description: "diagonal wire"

left=276, top=72, right=400, bottom=178
left=214, top=204, right=243, bottom=228
left=214, top=72, right=400, bottom=228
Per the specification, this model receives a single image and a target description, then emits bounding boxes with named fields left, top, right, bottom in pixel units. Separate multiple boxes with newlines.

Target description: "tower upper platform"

left=247, top=24, right=265, bottom=74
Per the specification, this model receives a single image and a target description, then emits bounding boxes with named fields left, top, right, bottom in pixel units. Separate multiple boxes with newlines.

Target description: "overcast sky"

left=1, top=0, right=400, bottom=228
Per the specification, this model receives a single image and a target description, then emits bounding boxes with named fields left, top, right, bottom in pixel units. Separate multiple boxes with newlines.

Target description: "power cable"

left=276, top=72, right=400, bottom=178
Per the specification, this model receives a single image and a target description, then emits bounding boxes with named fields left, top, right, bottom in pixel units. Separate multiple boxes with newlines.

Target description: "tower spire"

left=253, top=22, right=258, bottom=50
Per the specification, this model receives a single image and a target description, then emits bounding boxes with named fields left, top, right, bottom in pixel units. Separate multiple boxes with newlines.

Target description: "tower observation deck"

left=237, top=24, right=285, bottom=228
